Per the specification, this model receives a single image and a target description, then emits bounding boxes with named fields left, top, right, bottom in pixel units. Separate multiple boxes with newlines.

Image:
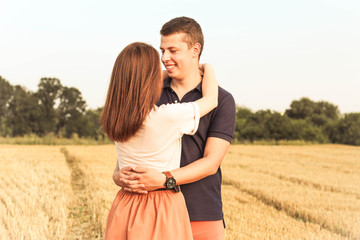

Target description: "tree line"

left=1, top=75, right=359, bottom=145
left=236, top=98, right=360, bottom=145
left=0, top=76, right=104, bottom=140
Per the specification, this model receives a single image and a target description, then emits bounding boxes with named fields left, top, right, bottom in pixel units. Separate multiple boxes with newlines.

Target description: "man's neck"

left=171, top=69, right=202, bottom=100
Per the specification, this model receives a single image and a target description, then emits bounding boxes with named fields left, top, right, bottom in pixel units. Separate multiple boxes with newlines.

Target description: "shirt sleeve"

left=207, top=90, right=236, bottom=143
left=158, top=102, right=200, bottom=136
left=179, top=102, right=200, bottom=135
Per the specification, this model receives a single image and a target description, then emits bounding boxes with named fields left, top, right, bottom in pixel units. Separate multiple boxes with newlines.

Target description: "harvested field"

left=0, top=145, right=71, bottom=240
left=0, top=144, right=359, bottom=239
left=222, top=145, right=360, bottom=239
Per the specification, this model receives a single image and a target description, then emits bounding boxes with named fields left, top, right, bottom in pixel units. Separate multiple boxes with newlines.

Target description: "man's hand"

left=115, top=167, right=166, bottom=194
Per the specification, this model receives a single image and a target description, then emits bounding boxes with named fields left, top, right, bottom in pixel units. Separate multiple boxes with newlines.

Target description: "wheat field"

left=0, top=145, right=71, bottom=240
left=0, top=144, right=359, bottom=239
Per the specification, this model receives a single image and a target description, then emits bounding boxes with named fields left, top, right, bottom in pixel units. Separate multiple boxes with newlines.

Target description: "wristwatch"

left=163, top=171, right=180, bottom=192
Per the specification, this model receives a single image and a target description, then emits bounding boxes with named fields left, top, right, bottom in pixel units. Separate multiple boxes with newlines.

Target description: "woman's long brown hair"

left=100, top=42, right=162, bottom=142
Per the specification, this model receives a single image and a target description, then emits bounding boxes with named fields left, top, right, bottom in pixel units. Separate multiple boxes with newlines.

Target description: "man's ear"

left=192, top=43, right=201, bottom=58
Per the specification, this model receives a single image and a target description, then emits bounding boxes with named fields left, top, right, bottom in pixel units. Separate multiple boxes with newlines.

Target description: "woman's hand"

left=194, top=63, right=218, bottom=117
left=118, top=167, right=166, bottom=193
left=198, top=63, right=205, bottom=75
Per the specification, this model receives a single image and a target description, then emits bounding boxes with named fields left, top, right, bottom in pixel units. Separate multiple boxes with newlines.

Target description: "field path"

left=62, top=148, right=102, bottom=239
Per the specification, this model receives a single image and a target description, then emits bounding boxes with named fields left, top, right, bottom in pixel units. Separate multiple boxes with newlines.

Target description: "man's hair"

left=160, top=16, right=204, bottom=59
left=100, top=42, right=162, bottom=142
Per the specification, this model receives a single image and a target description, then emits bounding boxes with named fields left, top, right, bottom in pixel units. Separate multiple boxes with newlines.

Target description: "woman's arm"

left=194, top=64, right=218, bottom=117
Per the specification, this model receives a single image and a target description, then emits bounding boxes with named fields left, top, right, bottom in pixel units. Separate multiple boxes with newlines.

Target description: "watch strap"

left=163, top=171, right=173, bottom=179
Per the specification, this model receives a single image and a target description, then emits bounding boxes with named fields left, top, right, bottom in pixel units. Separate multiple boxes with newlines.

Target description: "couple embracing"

left=100, top=17, right=236, bottom=240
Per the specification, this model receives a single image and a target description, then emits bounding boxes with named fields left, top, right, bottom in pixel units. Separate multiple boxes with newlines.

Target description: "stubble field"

left=0, top=144, right=359, bottom=239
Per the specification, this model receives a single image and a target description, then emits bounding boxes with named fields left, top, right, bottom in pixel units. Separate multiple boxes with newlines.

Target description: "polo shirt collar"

left=163, top=77, right=202, bottom=92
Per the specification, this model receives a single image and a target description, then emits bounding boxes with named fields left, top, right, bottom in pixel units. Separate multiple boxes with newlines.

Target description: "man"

left=114, top=17, right=236, bottom=240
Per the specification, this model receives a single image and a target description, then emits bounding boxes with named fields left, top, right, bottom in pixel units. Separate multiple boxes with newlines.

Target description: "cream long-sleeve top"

left=115, top=102, right=200, bottom=172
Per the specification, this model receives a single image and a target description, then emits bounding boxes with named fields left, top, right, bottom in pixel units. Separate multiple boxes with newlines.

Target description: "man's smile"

left=165, top=64, right=176, bottom=71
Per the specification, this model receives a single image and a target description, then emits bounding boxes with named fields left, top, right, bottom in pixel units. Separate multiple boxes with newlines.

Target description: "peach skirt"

left=105, top=189, right=193, bottom=240
left=190, top=220, right=224, bottom=240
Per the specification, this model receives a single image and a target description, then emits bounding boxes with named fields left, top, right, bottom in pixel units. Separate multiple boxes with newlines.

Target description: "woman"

left=100, top=42, right=218, bottom=240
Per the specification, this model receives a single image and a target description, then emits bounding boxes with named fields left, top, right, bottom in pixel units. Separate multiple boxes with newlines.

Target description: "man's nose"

left=161, top=51, right=170, bottom=62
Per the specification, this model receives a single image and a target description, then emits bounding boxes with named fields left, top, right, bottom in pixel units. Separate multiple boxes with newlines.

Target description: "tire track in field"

left=233, top=163, right=360, bottom=199
left=0, top=219, right=9, bottom=240
left=61, top=148, right=102, bottom=240
left=0, top=187, right=16, bottom=218
left=257, top=169, right=360, bottom=199
left=0, top=181, right=28, bottom=215
left=0, top=202, right=10, bottom=239
left=0, top=188, right=16, bottom=236
left=223, top=178, right=353, bottom=239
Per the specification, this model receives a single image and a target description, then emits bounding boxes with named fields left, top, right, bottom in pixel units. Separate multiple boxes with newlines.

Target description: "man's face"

left=160, top=33, right=194, bottom=80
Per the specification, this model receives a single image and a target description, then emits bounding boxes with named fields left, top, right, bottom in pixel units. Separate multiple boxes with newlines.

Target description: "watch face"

left=166, top=178, right=176, bottom=189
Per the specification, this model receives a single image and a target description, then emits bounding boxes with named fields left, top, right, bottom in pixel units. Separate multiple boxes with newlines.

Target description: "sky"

left=1, top=0, right=359, bottom=113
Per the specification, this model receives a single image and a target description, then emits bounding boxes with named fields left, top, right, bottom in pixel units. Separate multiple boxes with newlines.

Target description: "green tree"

left=236, top=109, right=271, bottom=142
left=289, top=119, right=328, bottom=142
left=311, top=101, right=340, bottom=126
left=285, top=97, right=315, bottom=119
left=83, top=107, right=105, bottom=140
left=331, top=113, right=360, bottom=146
left=235, top=107, right=293, bottom=142
left=235, top=107, right=253, bottom=141
left=0, top=76, right=14, bottom=136
left=6, top=85, right=41, bottom=136
left=57, top=87, right=87, bottom=138
left=315, top=101, right=340, bottom=120
left=285, top=97, right=340, bottom=142
left=265, top=112, right=292, bottom=140
left=0, top=76, right=13, bottom=117
left=285, top=97, right=340, bottom=126
left=35, top=78, right=62, bottom=135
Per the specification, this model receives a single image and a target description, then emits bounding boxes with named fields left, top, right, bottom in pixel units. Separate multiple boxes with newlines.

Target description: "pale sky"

left=1, top=0, right=359, bottom=113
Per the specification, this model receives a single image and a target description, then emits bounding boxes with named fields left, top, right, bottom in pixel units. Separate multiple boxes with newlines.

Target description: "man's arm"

left=118, top=137, right=230, bottom=192
left=172, top=137, right=230, bottom=184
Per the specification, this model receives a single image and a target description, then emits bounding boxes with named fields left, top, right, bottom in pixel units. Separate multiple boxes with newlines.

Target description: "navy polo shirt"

left=157, top=77, right=236, bottom=221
